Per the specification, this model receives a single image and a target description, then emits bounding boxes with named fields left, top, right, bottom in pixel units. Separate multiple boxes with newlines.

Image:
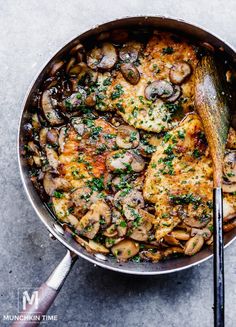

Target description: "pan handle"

left=11, top=250, right=77, bottom=327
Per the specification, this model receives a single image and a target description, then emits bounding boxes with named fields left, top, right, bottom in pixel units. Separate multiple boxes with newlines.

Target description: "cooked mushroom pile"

left=22, top=28, right=236, bottom=263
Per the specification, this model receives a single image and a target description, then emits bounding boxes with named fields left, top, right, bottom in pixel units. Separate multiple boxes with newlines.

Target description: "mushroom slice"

left=87, top=43, right=117, bottom=70
left=71, top=117, right=85, bottom=136
left=43, top=172, right=71, bottom=196
left=123, top=189, right=145, bottom=208
left=41, top=90, right=64, bottom=126
left=27, top=141, right=40, bottom=155
left=164, top=235, right=181, bottom=246
left=84, top=93, right=96, bottom=107
left=170, top=229, right=190, bottom=241
left=87, top=240, right=109, bottom=254
left=129, top=209, right=154, bottom=241
left=130, top=152, right=145, bottom=172
left=39, top=128, right=48, bottom=148
left=223, top=218, right=236, bottom=232
left=77, top=200, right=111, bottom=239
left=45, top=146, right=59, bottom=170
left=140, top=250, right=162, bottom=262
left=223, top=198, right=236, bottom=221
left=116, top=125, right=140, bottom=149
left=116, top=219, right=127, bottom=237
left=50, top=60, right=64, bottom=76
left=32, top=113, right=41, bottom=130
left=71, top=187, right=100, bottom=217
left=105, top=237, right=124, bottom=248
left=103, top=224, right=117, bottom=238
left=46, top=129, right=59, bottom=147
left=163, top=247, right=184, bottom=258
left=58, top=126, right=67, bottom=153
left=165, top=85, right=181, bottom=103
left=145, top=80, right=174, bottom=101
left=120, top=63, right=140, bottom=85
left=223, top=151, right=236, bottom=183
left=122, top=192, right=145, bottom=221
left=63, top=88, right=87, bottom=112
left=169, top=62, right=192, bottom=85
left=183, top=215, right=210, bottom=228
left=106, top=150, right=133, bottom=172
left=184, top=235, right=204, bottom=256
left=191, top=228, right=212, bottom=240
left=111, top=239, right=139, bottom=261
left=119, top=41, right=141, bottom=62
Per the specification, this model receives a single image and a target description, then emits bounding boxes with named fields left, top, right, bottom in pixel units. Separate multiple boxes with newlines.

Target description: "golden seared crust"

left=143, top=114, right=213, bottom=222
left=58, top=118, right=117, bottom=189
left=97, top=32, right=198, bottom=133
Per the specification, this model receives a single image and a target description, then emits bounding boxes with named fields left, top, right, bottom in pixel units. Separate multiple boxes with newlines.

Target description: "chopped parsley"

left=162, top=46, right=174, bottom=54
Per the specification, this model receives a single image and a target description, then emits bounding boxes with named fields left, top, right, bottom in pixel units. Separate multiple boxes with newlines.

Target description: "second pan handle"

left=11, top=250, right=77, bottom=327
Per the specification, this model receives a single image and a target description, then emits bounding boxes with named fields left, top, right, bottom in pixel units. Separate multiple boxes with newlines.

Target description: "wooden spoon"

left=195, top=55, right=230, bottom=327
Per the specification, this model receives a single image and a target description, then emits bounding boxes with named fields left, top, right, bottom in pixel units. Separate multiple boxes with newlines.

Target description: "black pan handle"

left=11, top=250, right=77, bottom=327
left=213, top=187, right=225, bottom=327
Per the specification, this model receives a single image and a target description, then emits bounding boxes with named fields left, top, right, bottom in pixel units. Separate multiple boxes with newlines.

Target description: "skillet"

left=14, top=16, right=236, bottom=326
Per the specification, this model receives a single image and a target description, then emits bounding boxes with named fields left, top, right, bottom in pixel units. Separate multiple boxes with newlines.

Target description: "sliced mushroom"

left=43, top=172, right=71, bottom=196
left=50, top=60, right=64, bottom=76
left=123, top=189, right=145, bottom=208
left=170, top=229, right=190, bottom=241
left=70, top=43, right=85, bottom=62
left=77, top=200, right=111, bottom=239
left=111, top=239, right=139, bottom=261
left=45, top=146, right=59, bottom=170
left=41, top=90, right=64, bottom=126
left=71, top=117, right=85, bottom=136
left=166, top=85, right=181, bottom=103
left=58, top=126, right=67, bottom=153
left=163, top=246, right=184, bottom=258
left=87, top=240, right=110, bottom=254
left=169, top=62, right=192, bottom=84
left=106, top=150, right=133, bottom=172
left=31, top=113, right=41, bottom=130
left=39, top=128, right=48, bottom=148
left=223, top=151, right=236, bottom=183
left=120, top=63, right=140, bottom=85
left=145, top=80, right=174, bottom=101
left=23, top=123, right=33, bottom=139
left=184, top=234, right=204, bottom=256
left=103, top=224, right=117, bottom=237
left=223, top=198, right=236, bottom=221
left=140, top=250, right=162, bottom=262
left=191, top=227, right=212, bottom=240
left=46, top=129, right=59, bottom=147
left=223, top=218, right=236, bottom=232
left=87, top=43, right=117, bottom=70
left=183, top=214, right=210, bottom=228
left=130, top=152, right=145, bottom=172
left=116, top=219, right=127, bottom=237
left=119, top=41, right=141, bottom=62
left=116, top=125, right=140, bottom=149
left=129, top=209, right=154, bottom=241
left=164, top=235, right=181, bottom=246
left=63, top=88, right=87, bottom=112
left=27, top=141, right=40, bottom=155
left=71, top=187, right=100, bottom=217
left=84, top=92, right=96, bottom=107
left=105, top=237, right=124, bottom=248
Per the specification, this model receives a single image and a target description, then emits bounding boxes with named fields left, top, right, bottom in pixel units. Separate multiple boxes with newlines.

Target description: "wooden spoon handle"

left=213, top=187, right=225, bottom=327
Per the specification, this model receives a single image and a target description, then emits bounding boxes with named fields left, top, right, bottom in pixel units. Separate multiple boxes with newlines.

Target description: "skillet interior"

left=18, top=16, right=236, bottom=275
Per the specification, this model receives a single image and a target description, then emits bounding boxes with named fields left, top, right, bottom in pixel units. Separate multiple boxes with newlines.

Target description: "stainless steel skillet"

left=15, top=16, right=236, bottom=327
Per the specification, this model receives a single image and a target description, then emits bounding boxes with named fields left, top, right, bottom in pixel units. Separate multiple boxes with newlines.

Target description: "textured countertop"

left=1, top=1, right=236, bottom=326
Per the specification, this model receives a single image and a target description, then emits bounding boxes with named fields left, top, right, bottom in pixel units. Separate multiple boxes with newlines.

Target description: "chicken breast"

left=96, top=32, right=198, bottom=133
left=143, top=114, right=213, bottom=240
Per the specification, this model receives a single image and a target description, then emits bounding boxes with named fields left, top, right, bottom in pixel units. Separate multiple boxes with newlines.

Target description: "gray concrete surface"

left=0, top=0, right=236, bottom=326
